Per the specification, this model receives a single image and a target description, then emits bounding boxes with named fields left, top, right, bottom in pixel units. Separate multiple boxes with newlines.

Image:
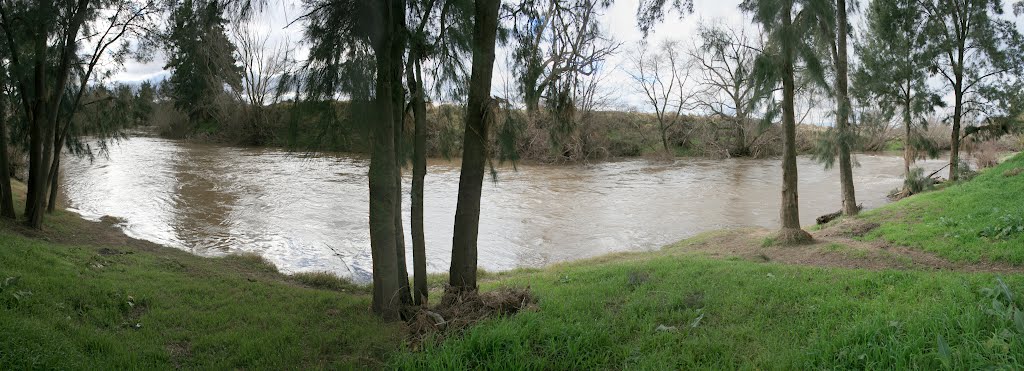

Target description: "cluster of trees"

left=0, top=0, right=1021, bottom=320
left=0, top=0, right=158, bottom=228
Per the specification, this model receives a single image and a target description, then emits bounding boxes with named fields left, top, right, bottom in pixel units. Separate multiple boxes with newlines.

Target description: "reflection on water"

left=62, top=137, right=948, bottom=282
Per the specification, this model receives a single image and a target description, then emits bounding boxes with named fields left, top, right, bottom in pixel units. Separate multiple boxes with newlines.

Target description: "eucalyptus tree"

left=0, top=0, right=158, bottom=229
left=742, top=0, right=832, bottom=244
left=922, top=0, right=1024, bottom=181
left=688, top=22, right=771, bottom=157
left=854, top=0, right=940, bottom=181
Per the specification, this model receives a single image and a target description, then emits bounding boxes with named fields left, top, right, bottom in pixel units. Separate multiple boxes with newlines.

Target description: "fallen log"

left=816, top=204, right=863, bottom=225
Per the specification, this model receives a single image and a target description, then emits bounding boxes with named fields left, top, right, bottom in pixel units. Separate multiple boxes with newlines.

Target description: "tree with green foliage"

left=922, top=0, right=1023, bottom=181
left=0, top=0, right=157, bottom=229
left=164, top=0, right=242, bottom=132
left=742, top=0, right=832, bottom=244
left=854, top=0, right=941, bottom=183
left=303, top=0, right=413, bottom=319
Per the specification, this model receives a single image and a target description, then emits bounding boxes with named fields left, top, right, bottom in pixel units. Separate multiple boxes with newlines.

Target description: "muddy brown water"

left=61, top=137, right=948, bottom=282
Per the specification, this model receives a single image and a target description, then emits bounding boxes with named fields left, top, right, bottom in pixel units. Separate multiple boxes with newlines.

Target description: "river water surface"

left=62, top=137, right=947, bottom=281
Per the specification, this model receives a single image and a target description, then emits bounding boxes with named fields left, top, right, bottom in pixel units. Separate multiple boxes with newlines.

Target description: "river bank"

left=3, top=154, right=1024, bottom=367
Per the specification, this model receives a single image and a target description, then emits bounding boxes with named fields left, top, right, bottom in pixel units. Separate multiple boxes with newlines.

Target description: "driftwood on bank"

left=816, top=204, right=863, bottom=225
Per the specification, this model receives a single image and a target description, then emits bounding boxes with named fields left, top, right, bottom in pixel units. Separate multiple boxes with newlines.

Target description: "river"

left=61, top=137, right=948, bottom=281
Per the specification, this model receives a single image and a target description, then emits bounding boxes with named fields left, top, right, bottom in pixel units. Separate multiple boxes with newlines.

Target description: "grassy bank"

left=3, top=155, right=1024, bottom=368
left=0, top=181, right=400, bottom=369
left=863, top=152, right=1024, bottom=264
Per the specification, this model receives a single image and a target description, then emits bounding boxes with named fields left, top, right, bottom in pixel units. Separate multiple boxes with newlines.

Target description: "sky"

left=109, top=0, right=1024, bottom=125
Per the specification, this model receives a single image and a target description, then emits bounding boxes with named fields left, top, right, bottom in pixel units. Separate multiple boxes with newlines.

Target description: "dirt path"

left=666, top=220, right=1024, bottom=274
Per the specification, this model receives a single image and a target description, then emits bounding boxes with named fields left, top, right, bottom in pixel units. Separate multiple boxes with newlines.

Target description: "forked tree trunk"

left=835, top=0, right=858, bottom=216
left=778, top=2, right=811, bottom=244
left=450, top=0, right=501, bottom=292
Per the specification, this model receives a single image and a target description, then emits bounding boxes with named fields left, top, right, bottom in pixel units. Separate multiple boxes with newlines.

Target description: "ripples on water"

left=62, top=137, right=949, bottom=282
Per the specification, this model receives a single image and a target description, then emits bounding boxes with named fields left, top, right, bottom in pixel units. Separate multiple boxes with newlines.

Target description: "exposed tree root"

left=775, top=228, right=813, bottom=245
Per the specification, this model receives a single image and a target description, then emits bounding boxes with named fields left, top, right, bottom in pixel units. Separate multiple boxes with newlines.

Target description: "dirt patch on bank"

left=665, top=224, right=1024, bottom=274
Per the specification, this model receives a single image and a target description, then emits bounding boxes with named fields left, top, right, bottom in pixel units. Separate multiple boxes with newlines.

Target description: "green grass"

left=0, top=184, right=401, bottom=370
left=393, top=255, right=1024, bottom=369
left=0, top=231, right=401, bottom=369
left=861, top=153, right=1024, bottom=264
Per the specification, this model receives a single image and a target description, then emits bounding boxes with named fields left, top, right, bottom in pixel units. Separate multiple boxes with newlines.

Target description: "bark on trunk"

left=390, top=5, right=411, bottom=306
left=450, top=0, right=501, bottom=292
left=408, top=56, right=428, bottom=305
left=47, top=155, right=59, bottom=213
left=950, top=89, right=962, bottom=181
left=903, top=100, right=912, bottom=180
left=0, top=95, right=13, bottom=219
left=367, top=0, right=409, bottom=320
left=835, top=0, right=858, bottom=216
left=778, top=3, right=811, bottom=244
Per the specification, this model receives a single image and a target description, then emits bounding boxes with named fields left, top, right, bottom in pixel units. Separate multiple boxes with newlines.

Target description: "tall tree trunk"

left=450, top=0, right=501, bottom=292
left=835, top=0, right=857, bottom=216
left=390, top=3, right=411, bottom=307
left=367, top=0, right=409, bottom=320
left=25, top=33, right=50, bottom=228
left=778, top=2, right=811, bottom=244
left=950, top=83, right=963, bottom=181
left=408, top=56, right=428, bottom=305
left=903, top=97, right=912, bottom=180
left=0, top=94, right=13, bottom=219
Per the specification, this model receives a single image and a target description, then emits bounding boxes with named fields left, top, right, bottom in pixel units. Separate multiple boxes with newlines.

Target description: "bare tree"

left=230, top=21, right=296, bottom=145
left=626, top=40, right=695, bottom=153
left=688, top=22, right=770, bottom=157
left=506, top=0, right=619, bottom=114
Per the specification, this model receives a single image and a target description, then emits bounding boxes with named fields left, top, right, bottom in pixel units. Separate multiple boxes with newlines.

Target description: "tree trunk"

left=408, top=56, right=428, bottom=305
left=903, top=98, right=912, bottom=180
left=778, top=2, right=811, bottom=244
left=390, top=4, right=411, bottom=307
left=47, top=155, right=60, bottom=213
left=950, top=88, right=963, bottom=181
left=367, top=0, right=409, bottom=320
left=660, top=124, right=670, bottom=153
left=835, top=0, right=857, bottom=216
left=450, top=0, right=501, bottom=292
left=0, top=96, right=13, bottom=219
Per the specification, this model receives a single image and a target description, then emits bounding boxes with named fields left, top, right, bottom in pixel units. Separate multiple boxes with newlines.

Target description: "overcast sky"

left=110, top=0, right=1024, bottom=124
